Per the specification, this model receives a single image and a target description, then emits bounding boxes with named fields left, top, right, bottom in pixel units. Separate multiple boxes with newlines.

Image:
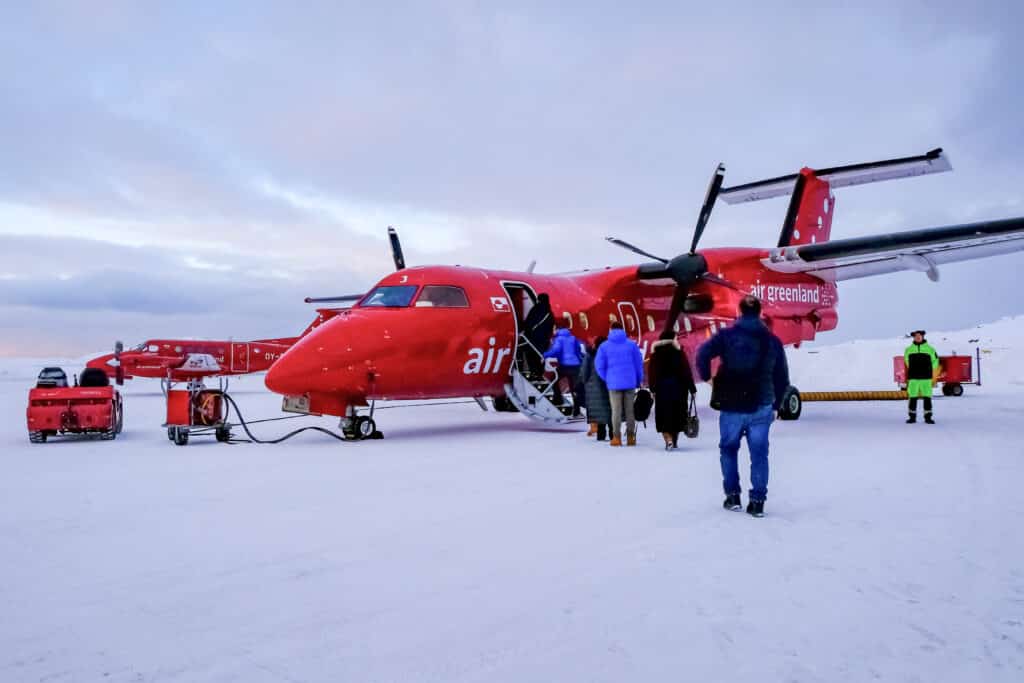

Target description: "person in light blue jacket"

left=595, top=322, right=645, bottom=446
left=543, top=322, right=583, bottom=415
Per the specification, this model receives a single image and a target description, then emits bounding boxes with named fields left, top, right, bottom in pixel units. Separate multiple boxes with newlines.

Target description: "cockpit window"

left=414, top=285, right=470, bottom=308
left=360, top=285, right=418, bottom=307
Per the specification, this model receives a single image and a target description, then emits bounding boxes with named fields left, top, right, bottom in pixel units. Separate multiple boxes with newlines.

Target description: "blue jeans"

left=719, top=404, right=774, bottom=501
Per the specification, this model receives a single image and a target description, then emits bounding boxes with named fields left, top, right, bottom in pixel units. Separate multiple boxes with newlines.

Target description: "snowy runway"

left=2, top=322, right=1023, bottom=682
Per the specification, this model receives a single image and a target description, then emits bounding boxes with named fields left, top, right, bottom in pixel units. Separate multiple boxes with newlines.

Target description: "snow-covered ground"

left=1, top=318, right=1023, bottom=682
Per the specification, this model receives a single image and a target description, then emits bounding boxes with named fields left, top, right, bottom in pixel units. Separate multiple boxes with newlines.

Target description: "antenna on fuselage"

left=526, top=260, right=536, bottom=273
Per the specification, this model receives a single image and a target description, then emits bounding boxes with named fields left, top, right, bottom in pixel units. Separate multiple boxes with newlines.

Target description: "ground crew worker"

left=904, top=330, right=939, bottom=424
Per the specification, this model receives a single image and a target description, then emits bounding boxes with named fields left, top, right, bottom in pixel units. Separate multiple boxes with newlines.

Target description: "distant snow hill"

left=789, top=315, right=1023, bottom=393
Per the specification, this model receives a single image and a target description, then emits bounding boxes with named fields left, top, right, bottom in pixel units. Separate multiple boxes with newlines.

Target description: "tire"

left=115, top=401, right=124, bottom=434
left=173, top=427, right=189, bottom=446
left=215, top=426, right=232, bottom=443
left=356, top=417, right=376, bottom=439
left=778, top=386, right=802, bottom=421
left=948, top=383, right=963, bottom=397
left=29, top=431, right=47, bottom=444
left=941, top=384, right=953, bottom=396
left=167, top=427, right=175, bottom=441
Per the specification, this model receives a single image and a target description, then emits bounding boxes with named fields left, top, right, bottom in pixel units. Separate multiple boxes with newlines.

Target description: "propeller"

left=606, top=163, right=729, bottom=335
left=388, top=225, right=405, bottom=270
left=114, top=340, right=125, bottom=386
left=304, top=227, right=408, bottom=305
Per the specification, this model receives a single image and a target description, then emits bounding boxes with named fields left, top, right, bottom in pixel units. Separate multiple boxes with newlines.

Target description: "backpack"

left=633, top=388, right=653, bottom=423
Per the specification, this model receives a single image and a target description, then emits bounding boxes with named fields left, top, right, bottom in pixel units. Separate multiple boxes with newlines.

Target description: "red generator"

left=893, top=351, right=978, bottom=397
left=26, top=367, right=124, bottom=443
left=163, top=379, right=232, bottom=446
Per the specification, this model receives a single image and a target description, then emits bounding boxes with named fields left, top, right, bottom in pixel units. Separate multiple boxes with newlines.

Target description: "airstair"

left=502, top=334, right=585, bottom=425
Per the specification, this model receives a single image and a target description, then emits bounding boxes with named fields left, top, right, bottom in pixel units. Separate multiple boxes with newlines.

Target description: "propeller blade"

left=388, top=226, right=406, bottom=270
left=605, top=237, right=668, bottom=263
left=690, top=163, right=726, bottom=254
left=700, top=272, right=741, bottom=290
left=114, top=340, right=124, bottom=385
left=662, top=286, right=689, bottom=337
left=303, top=294, right=364, bottom=304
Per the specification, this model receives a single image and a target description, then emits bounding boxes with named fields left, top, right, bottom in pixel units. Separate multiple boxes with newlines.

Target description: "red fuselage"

left=264, top=249, right=838, bottom=416
left=87, top=338, right=295, bottom=381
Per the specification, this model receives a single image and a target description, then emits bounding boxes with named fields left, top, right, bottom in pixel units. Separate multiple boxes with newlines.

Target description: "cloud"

left=1, top=2, right=1023, bottom=354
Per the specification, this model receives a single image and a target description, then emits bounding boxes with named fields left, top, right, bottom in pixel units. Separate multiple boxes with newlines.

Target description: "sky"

left=1, top=1, right=1023, bottom=357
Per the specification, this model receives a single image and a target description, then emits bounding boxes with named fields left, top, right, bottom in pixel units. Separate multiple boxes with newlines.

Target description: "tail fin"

left=777, top=169, right=834, bottom=247
left=719, top=148, right=952, bottom=248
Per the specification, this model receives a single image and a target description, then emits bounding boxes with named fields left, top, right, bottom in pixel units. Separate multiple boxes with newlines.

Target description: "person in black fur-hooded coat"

left=648, top=331, right=696, bottom=450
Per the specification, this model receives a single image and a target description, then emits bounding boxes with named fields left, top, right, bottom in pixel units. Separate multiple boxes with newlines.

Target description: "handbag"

left=684, top=392, right=700, bottom=438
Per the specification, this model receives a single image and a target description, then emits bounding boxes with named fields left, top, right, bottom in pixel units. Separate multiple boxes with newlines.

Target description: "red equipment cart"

left=26, top=367, right=123, bottom=443
left=162, top=378, right=232, bottom=446
left=893, top=349, right=980, bottom=396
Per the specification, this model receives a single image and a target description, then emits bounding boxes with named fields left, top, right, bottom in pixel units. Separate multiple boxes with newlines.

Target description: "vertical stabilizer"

left=777, top=169, right=834, bottom=247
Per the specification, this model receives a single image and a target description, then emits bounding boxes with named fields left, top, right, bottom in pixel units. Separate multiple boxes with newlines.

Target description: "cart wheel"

left=173, top=427, right=189, bottom=446
left=28, top=431, right=47, bottom=444
left=778, top=386, right=802, bottom=421
left=115, top=402, right=124, bottom=434
left=948, top=383, right=963, bottom=397
left=356, top=417, right=376, bottom=440
left=941, top=384, right=953, bottom=396
left=167, top=427, right=175, bottom=441
left=215, top=426, right=232, bottom=443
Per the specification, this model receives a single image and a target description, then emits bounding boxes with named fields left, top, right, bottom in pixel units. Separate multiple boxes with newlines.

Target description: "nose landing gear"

left=339, top=403, right=383, bottom=440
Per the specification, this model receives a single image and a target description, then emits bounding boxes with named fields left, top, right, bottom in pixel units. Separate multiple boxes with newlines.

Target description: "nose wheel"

left=340, top=406, right=381, bottom=441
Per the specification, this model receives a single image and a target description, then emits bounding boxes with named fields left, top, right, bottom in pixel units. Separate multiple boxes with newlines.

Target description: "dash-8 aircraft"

left=263, top=149, right=1024, bottom=439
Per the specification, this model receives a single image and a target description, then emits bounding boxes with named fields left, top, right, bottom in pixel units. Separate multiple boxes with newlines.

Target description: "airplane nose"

left=264, top=344, right=321, bottom=396
left=264, top=317, right=364, bottom=397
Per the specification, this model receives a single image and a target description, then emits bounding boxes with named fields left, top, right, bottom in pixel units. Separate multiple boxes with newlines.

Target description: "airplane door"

left=617, top=301, right=641, bottom=342
left=230, top=343, right=250, bottom=373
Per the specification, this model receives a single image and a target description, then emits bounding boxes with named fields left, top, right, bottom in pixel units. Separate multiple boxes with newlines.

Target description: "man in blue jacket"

left=697, top=296, right=789, bottom=517
left=595, top=322, right=645, bottom=447
left=543, top=322, right=584, bottom=415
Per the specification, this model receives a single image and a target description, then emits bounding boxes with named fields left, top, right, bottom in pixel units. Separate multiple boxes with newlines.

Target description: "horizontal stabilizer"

left=721, top=148, right=951, bottom=204
left=762, top=216, right=1024, bottom=282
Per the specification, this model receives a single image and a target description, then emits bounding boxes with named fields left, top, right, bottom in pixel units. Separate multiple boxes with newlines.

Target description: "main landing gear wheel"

left=29, top=431, right=46, bottom=444
left=778, top=386, right=802, bottom=421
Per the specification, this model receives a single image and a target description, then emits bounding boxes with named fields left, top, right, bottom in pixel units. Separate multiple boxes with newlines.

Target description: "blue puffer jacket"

left=696, top=314, right=790, bottom=410
left=543, top=328, right=583, bottom=367
left=595, top=328, right=644, bottom=390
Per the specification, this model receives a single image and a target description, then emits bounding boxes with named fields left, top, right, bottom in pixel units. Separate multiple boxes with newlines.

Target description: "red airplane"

left=86, top=311, right=341, bottom=383
left=261, top=148, right=1024, bottom=439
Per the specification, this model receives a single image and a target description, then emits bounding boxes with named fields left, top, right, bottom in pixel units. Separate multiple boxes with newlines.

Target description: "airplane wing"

left=761, top=216, right=1024, bottom=282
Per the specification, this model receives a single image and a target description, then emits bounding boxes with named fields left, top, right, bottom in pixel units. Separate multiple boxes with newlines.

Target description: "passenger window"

left=415, top=285, right=470, bottom=308
left=646, top=315, right=655, bottom=332
left=578, top=312, right=589, bottom=330
left=562, top=311, right=573, bottom=327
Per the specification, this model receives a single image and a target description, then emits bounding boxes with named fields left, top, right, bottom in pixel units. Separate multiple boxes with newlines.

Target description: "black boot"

left=746, top=500, right=765, bottom=518
left=924, top=413, right=935, bottom=424
left=906, top=414, right=917, bottom=424
left=723, top=494, right=742, bottom=511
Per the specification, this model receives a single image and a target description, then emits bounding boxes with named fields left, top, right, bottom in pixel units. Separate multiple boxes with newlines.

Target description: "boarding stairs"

left=502, top=334, right=586, bottom=425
